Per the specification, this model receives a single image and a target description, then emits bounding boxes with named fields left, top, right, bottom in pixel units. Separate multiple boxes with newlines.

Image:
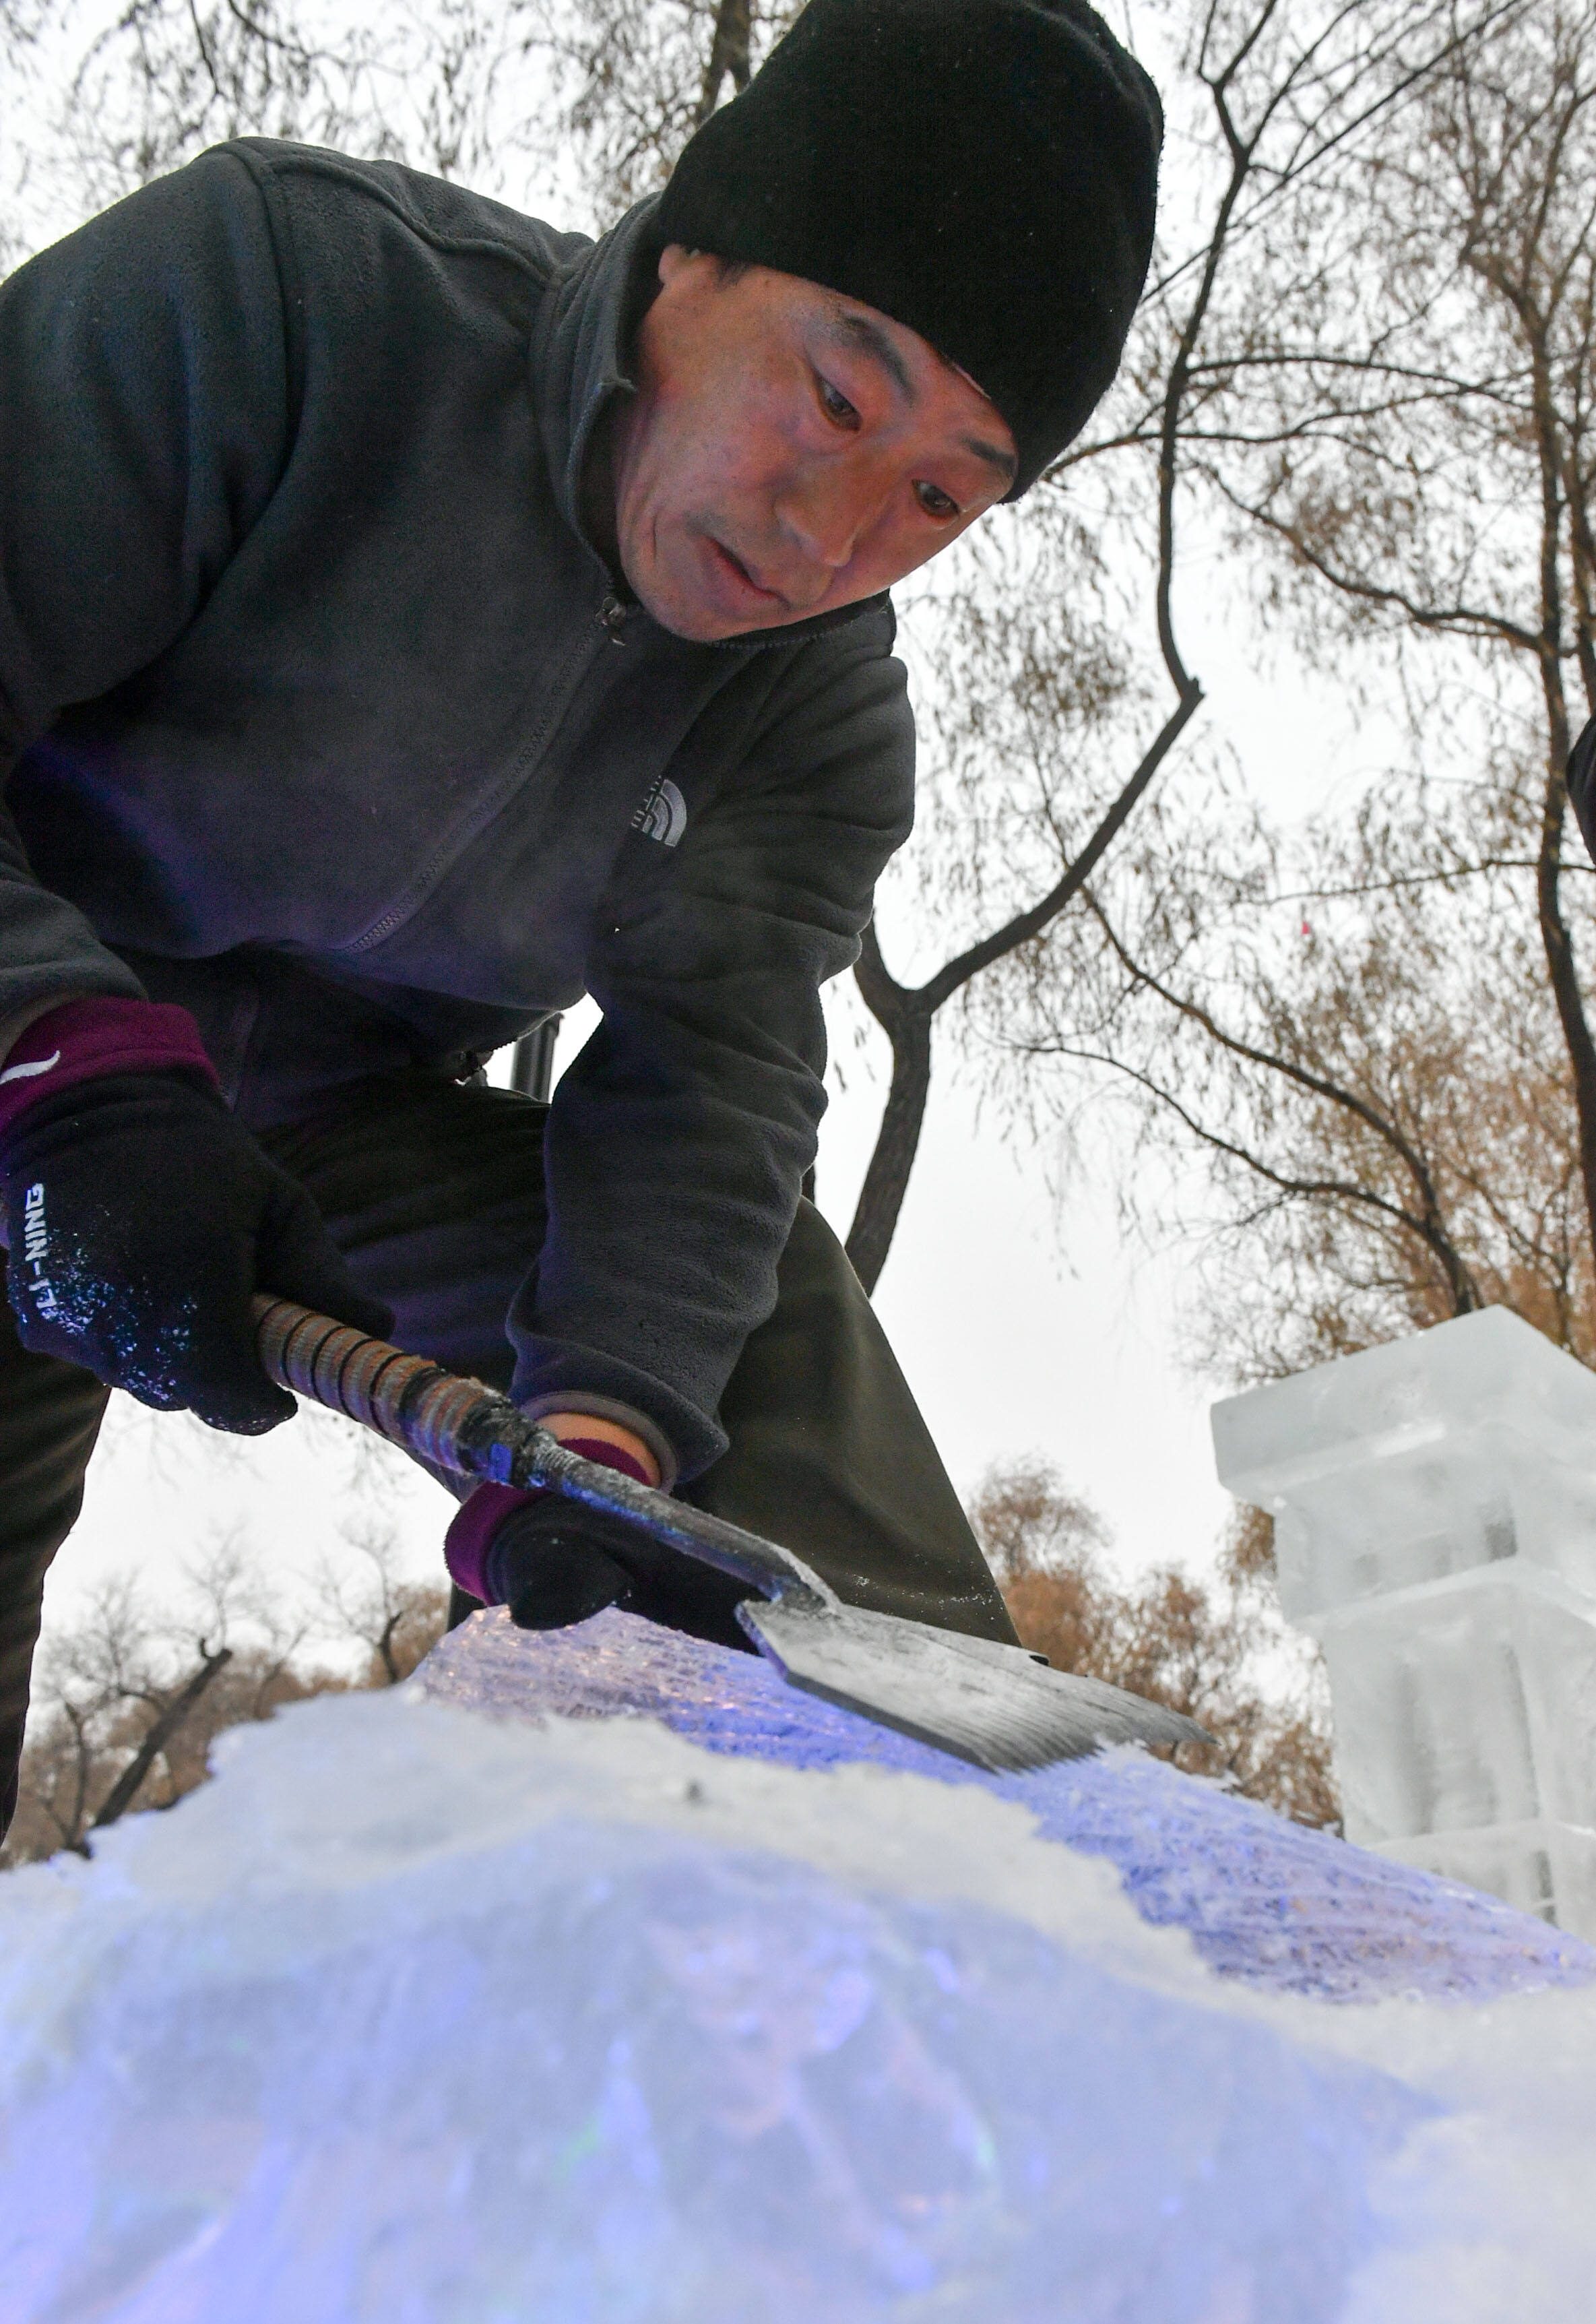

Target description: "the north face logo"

left=633, top=777, right=687, bottom=847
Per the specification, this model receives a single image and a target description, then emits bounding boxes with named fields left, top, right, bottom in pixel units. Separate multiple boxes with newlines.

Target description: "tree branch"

left=90, top=1643, right=232, bottom=1835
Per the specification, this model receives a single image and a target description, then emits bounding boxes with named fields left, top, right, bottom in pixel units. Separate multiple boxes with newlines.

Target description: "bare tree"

left=1, top=0, right=567, bottom=265
left=841, top=0, right=1500, bottom=1289
left=3, top=1512, right=451, bottom=1869
left=314, top=1519, right=451, bottom=1686
left=845, top=558, right=1201, bottom=1290
left=969, top=3, right=1596, bottom=1387
left=1001, top=761, right=1596, bottom=1383
left=1203, top=0, right=1596, bottom=1274
left=695, top=0, right=753, bottom=121
left=1, top=1533, right=313, bottom=1863
left=537, top=0, right=801, bottom=222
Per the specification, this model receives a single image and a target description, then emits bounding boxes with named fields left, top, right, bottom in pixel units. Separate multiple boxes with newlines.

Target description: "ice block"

left=1213, top=1309, right=1596, bottom=1933
left=2, top=1616, right=1591, bottom=2323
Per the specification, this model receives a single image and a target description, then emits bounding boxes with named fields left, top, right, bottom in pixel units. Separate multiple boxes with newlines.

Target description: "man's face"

left=608, top=246, right=1018, bottom=641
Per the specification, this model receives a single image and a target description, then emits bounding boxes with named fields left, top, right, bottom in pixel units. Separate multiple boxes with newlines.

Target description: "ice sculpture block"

left=1, top=1670, right=1583, bottom=2324
left=1213, top=1308, right=1596, bottom=1932
left=5, top=1616, right=1591, bottom=2319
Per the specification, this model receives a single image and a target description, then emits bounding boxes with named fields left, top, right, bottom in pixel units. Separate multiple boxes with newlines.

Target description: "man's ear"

left=657, top=242, right=694, bottom=288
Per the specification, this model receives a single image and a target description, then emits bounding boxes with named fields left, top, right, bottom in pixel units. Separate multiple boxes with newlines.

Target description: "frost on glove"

left=0, top=999, right=390, bottom=1431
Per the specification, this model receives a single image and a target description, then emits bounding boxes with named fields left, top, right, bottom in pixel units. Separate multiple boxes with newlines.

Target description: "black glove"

left=486, top=1497, right=755, bottom=1654
left=1, top=1071, right=391, bottom=1432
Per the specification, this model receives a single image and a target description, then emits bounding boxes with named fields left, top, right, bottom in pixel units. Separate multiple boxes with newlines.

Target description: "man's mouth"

left=707, top=536, right=786, bottom=610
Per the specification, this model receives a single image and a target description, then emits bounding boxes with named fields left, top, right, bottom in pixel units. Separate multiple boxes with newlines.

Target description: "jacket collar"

left=530, top=198, right=889, bottom=653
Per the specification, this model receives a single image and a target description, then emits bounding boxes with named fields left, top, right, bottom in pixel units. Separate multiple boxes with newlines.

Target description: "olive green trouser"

left=0, top=1071, right=1014, bottom=1839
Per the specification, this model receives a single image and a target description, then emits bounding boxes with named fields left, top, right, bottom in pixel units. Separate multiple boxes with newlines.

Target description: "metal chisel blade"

left=740, top=1598, right=1209, bottom=1773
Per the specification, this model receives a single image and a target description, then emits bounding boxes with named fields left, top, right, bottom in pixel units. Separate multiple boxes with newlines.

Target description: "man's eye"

left=818, top=378, right=859, bottom=427
left=916, top=481, right=961, bottom=520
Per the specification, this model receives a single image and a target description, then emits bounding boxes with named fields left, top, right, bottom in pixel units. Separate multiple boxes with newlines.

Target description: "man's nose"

left=775, top=464, right=885, bottom=589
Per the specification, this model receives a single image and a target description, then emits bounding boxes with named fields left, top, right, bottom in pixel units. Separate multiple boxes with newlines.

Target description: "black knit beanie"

left=652, top=0, right=1162, bottom=497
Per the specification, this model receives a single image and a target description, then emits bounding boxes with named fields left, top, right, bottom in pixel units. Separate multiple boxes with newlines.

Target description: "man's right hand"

left=445, top=1472, right=753, bottom=1653
left=0, top=1070, right=390, bottom=1431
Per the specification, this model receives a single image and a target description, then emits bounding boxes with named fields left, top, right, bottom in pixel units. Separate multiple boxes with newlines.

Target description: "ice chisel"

left=253, top=1294, right=1210, bottom=1774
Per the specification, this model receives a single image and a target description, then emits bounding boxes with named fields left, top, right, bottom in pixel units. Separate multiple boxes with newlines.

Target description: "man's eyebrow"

left=822, top=307, right=915, bottom=402
left=823, top=304, right=1018, bottom=481
left=961, top=433, right=1019, bottom=481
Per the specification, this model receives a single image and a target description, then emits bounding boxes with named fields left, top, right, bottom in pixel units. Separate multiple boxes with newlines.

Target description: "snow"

left=1214, top=1309, right=1596, bottom=1933
left=2, top=1606, right=1594, bottom=2322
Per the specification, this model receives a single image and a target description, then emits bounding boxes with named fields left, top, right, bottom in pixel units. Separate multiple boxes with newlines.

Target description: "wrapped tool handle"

left=250, top=1294, right=829, bottom=1608
left=252, top=1294, right=495, bottom=1474
left=252, top=1297, right=1211, bottom=1771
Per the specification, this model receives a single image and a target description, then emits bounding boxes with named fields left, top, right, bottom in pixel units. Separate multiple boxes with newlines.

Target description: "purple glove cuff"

left=443, top=1482, right=532, bottom=1606
left=443, top=1439, right=657, bottom=1606
left=0, top=998, right=220, bottom=1140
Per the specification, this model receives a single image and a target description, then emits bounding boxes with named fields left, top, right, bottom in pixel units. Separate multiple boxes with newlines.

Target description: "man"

left=0, top=0, right=1161, bottom=1834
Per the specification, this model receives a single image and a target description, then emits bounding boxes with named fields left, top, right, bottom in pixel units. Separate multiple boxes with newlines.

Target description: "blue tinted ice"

left=417, top=1607, right=1594, bottom=2003
left=2, top=1606, right=1593, bottom=2323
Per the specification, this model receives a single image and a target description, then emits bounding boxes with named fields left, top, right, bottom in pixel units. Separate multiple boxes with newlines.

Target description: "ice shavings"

left=414, top=1606, right=1595, bottom=2003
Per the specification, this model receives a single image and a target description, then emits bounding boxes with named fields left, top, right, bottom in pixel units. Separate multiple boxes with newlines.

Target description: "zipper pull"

left=596, top=592, right=630, bottom=642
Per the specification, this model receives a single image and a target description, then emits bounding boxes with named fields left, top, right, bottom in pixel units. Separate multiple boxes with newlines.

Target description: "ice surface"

left=1213, top=1310, right=1596, bottom=1934
left=418, top=1608, right=1591, bottom=2004
left=1, top=1612, right=1595, bottom=2323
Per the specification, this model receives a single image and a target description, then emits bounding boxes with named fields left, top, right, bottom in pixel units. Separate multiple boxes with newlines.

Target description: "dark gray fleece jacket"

left=0, top=139, right=916, bottom=1477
